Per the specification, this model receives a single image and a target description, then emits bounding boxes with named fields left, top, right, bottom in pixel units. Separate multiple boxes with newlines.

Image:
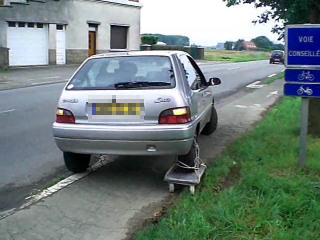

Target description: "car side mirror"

left=209, top=77, right=221, bottom=86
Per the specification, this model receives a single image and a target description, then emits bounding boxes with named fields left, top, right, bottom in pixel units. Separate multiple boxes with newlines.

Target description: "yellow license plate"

left=91, top=103, right=144, bottom=116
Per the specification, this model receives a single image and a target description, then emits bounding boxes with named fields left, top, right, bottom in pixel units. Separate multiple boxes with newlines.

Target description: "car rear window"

left=66, top=56, right=175, bottom=90
left=272, top=50, right=283, bottom=55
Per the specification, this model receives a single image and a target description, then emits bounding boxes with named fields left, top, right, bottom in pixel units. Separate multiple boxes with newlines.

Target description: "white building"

left=0, top=0, right=142, bottom=67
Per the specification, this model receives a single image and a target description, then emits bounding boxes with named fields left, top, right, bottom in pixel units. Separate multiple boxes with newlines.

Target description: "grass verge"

left=134, top=97, right=320, bottom=240
left=266, top=72, right=285, bottom=84
left=204, top=50, right=269, bottom=62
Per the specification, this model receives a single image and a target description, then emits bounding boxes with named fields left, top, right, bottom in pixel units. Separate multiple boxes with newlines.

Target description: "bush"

left=141, top=35, right=158, bottom=45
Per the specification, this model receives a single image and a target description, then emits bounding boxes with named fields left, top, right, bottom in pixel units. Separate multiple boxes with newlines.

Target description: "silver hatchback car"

left=53, top=51, right=221, bottom=173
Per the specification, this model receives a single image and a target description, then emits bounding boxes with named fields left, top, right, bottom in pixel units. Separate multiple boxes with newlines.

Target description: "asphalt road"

left=0, top=60, right=284, bottom=211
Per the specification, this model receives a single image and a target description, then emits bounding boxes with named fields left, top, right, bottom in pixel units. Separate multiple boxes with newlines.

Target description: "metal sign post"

left=285, top=24, right=320, bottom=168
left=298, top=98, right=309, bottom=168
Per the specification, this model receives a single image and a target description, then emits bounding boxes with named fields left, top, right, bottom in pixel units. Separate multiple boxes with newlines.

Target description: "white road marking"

left=235, top=105, right=248, bottom=109
left=26, top=76, right=61, bottom=81
left=268, top=73, right=277, bottom=78
left=246, top=81, right=265, bottom=89
left=252, top=104, right=266, bottom=111
left=10, top=156, right=113, bottom=218
left=31, top=81, right=57, bottom=85
left=0, top=109, right=16, bottom=114
left=228, top=67, right=240, bottom=70
left=267, top=91, right=279, bottom=98
left=235, top=104, right=266, bottom=111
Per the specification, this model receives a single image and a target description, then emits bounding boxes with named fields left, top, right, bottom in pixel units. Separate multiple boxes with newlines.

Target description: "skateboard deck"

left=164, top=164, right=206, bottom=194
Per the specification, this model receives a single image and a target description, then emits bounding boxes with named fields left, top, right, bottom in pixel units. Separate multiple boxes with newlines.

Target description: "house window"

left=110, top=25, right=128, bottom=49
left=56, top=24, right=63, bottom=30
left=37, top=23, right=43, bottom=28
left=8, top=22, right=16, bottom=27
left=27, top=23, right=35, bottom=28
left=18, top=22, right=25, bottom=28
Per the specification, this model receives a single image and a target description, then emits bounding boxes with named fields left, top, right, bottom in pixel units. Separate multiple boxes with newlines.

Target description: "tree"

left=271, top=43, right=285, bottom=51
left=251, top=36, right=273, bottom=49
left=143, top=34, right=190, bottom=46
left=141, top=35, right=158, bottom=45
left=223, top=0, right=320, bottom=135
left=223, top=0, right=320, bottom=39
left=233, top=39, right=245, bottom=51
left=224, top=41, right=234, bottom=50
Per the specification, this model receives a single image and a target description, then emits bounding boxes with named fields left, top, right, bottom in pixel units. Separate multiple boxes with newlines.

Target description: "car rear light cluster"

left=56, top=108, right=75, bottom=124
left=159, top=107, right=191, bottom=124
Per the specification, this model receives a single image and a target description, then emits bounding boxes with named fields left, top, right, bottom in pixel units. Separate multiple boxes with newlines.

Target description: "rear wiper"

left=115, top=81, right=171, bottom=89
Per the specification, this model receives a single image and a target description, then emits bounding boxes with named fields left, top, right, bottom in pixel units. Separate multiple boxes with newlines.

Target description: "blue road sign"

left=286, top=25, right=320, bottom=67
left=285, top=69, right=320, bottom=83
left=284, top=83, right=320, bottom=98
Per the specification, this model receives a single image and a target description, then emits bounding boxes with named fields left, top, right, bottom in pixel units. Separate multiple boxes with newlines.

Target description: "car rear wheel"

left=202, top=105, right=218, bottom=135
left=63, top=152, right=91, bottom=173
left=178, top=137, right=198, bottom=167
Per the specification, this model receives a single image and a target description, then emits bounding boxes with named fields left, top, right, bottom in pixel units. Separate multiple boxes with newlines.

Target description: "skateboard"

left=164, top=164, right=206, bottom=195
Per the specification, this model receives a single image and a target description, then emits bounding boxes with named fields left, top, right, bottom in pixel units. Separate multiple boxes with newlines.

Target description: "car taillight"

left=56, top=108, right=75, bottom=124
left=159, top=107, right=191, bottom=124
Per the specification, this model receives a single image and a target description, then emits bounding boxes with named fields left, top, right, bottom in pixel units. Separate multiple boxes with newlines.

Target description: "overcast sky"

left=140, top=0, right=283, bottom=46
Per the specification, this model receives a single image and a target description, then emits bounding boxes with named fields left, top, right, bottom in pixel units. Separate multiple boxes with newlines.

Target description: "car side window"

left=179, top=55, right=205, bottom=90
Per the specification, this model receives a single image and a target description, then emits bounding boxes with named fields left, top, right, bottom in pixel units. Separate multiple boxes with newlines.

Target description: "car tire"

left=269, top=60, right=273, bottom=64
left=178, top=137, right=198, bottom=167
left=63, top=152, right=90, bottom=173
left=202, top=105, right=218, bottom=135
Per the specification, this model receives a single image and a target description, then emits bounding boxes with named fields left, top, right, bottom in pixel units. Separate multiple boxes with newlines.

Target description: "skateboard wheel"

left=169, top=183, right=175, bottom=193
left=189, top=185, right=195, bottom=195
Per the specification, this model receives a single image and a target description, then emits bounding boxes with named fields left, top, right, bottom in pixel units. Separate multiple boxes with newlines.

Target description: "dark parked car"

left=269, top=50, right=285, bottom=64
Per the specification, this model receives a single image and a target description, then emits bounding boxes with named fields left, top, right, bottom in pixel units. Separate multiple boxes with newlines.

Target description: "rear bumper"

left=270, top=57, right=284, bottom=63
left=52, top=122, right=196, bottom=155
left=54, top=137, right=193, bottom=155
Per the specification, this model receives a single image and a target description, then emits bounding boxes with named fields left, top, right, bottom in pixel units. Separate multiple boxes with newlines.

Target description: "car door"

left=178, top=54, right=212, bottom=127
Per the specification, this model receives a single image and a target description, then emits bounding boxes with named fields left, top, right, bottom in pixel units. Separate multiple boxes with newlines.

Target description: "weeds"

left=204, top=50, right=269, bottom=63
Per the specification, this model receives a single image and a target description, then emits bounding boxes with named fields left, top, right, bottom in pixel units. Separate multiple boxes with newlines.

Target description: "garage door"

left=7, top=22, right=49, bottom=66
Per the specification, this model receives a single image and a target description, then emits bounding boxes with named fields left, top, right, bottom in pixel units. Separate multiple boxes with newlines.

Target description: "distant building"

left=0, top=0, right=142, bottom=67
left=215, top=42, right=225, bottom=50
left=241, top=41, right=257, bottom=50
left=156, top=41, right=167, bottom=46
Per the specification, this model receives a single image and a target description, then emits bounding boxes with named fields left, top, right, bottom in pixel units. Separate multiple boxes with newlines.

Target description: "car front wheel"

left=63, top=152, right=91, bottom=173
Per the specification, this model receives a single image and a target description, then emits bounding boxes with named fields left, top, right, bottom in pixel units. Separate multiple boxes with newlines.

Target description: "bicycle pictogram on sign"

left=298, top=71, right=315, bottom=81
left=297, top=86, right=313, bottom=96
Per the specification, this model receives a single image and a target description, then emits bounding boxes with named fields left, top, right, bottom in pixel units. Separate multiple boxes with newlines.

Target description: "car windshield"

left=272, top=50, right=283, bottom=55
left=66, top=56, right=175, bottom=90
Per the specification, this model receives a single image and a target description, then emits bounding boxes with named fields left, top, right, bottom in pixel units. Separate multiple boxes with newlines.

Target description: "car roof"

left=90, top=50, right=185, bottom=59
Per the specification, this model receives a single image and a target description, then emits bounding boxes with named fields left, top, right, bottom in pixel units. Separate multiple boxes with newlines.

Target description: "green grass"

left=134, top=97, right=320, bottom=240
left=204, top=50, right=270, bottom=62
left=266, top=72, right=285, bottom=84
